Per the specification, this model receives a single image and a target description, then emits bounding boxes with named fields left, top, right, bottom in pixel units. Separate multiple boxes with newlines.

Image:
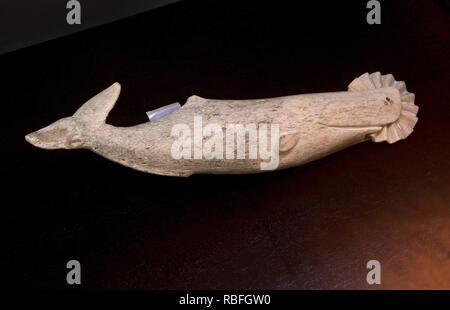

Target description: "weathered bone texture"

left=25, top=72, right=418, bottom=177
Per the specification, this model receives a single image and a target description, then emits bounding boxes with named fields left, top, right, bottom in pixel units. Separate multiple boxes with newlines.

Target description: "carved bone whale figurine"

left=25, top=72, right=418, bottom=177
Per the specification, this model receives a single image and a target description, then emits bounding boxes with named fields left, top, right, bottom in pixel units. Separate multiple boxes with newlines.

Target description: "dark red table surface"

left=1, top=0, right=449, bottom=289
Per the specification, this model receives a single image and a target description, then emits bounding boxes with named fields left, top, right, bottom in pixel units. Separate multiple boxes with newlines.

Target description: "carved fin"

left=73, top=82, right=121, bottom=127
left=280, top=133, right=299, bottom=153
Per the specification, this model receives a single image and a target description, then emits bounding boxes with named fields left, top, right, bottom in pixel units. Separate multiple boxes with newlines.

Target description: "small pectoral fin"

left=279, top=133, right=299, bottom=153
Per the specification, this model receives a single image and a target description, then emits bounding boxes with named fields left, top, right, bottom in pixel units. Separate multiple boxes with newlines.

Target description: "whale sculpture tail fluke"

left=25, top=82, right=121, bottom=150
left=348, top=72, right=418, bottom=144
left=73, top=82, right=121, bottom=128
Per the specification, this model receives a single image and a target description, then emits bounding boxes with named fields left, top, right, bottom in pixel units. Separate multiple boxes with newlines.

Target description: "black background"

left=1, top=0, right=449, bottom=289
